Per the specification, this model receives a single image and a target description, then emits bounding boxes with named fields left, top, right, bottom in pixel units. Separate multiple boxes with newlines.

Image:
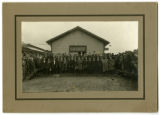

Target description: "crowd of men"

left=22, top=50, right=138, bottom=80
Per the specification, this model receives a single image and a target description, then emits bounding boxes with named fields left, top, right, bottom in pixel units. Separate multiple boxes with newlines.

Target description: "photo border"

left=15, top=14, right=145, bottom=100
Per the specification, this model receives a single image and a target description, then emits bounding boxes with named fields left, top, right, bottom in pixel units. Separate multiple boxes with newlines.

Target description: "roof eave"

left=104, top=41, right=110, bottom=46
left=46, top=41, right=51, bottom=45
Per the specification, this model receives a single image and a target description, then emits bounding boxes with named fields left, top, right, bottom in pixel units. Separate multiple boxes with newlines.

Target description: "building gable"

left=46, top=26, right=109, bottom=46
left=50, top=30, right=106, bottom=54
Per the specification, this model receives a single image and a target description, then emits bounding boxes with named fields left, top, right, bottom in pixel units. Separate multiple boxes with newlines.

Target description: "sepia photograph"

left=22, top=21, right=138, bottom=93
left=3, top=2, right=158, bottom=112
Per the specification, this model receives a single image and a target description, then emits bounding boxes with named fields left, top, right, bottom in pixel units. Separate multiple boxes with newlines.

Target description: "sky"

left=22, top=21, right=138, bottom=54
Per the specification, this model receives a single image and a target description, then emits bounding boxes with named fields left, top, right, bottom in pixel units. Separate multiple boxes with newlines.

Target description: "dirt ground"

left=23, top=74, right=138, bottom=92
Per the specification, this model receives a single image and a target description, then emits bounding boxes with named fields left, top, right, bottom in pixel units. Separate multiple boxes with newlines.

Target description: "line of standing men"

left=22, top=50, right=138, bottom=80
left=22, top=53, right=115, bottom=80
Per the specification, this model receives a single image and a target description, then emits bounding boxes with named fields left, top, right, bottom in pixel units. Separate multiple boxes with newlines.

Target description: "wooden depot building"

left=46, top=26, right=110, bottom=55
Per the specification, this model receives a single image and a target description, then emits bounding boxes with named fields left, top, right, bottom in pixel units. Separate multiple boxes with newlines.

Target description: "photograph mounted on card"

left=3, top=2, right=158, bottom=112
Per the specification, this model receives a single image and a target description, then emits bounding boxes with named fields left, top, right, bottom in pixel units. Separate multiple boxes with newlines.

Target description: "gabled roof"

left=46, top=26, right=110, bottom=46
left=22, top=43, right=49, bottom=53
